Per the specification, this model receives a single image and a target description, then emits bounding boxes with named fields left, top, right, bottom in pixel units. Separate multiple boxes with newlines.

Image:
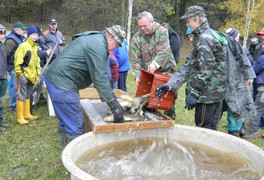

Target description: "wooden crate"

left=136, top=69, right=175, bottom=110
left=79, top=88, right=174, bottom=133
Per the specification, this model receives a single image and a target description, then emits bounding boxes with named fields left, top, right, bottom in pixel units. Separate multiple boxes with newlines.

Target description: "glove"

left=185, top=94, right=197, bottom=110
left=107, top=97, right=124, bottom=123
left=155, top=84, right=172, bottom=97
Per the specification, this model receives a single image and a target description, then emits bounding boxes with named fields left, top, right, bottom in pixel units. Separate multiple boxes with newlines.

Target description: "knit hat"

left=13, top=21, right=27, bottom=30
left=0, top=24, right=6, bottom=32
left=49, top=18, right=57, bottom=24
left=180, top=5, right=207, bottom=19
left=256, top=28, right=264, bottom=36
left=225, top=28, right=239, bottom=39
left=186, top=27, right=192, bottom=35
left=27, top=25, right=40, bottom=37
left=105, top=25, right=126, bottom=46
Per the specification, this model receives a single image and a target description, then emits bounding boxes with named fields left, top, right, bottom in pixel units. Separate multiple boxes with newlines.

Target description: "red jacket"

left=109, top=51, right=119, bottom=82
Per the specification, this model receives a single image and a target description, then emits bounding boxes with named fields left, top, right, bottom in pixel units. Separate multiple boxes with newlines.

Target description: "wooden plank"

left=79, top=88, right=174, bottom=133
left=79, top=88, right=127, bottom=99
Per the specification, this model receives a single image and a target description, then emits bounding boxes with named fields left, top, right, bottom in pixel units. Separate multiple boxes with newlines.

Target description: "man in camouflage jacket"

left=130, top=11, right=177, bottom=119
left=157, top=6, right=257, bottom=132
left=156, top=6, right=226, bottom=130
left=130, top=11, right=177, bottom=81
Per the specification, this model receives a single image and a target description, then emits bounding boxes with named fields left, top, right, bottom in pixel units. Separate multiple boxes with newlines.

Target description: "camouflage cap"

left=105, top=25, right=126, bottom=46
left=180, top=5, right=206, bottom=19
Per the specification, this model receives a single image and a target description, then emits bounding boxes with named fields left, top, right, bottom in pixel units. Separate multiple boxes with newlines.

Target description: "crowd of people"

left=0, top=5, right=263, bottom=148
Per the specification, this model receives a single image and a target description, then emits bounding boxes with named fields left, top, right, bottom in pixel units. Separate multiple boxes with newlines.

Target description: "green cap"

left=105, top=25, right=126, bottom=46
left=13, top=21, right=27, bottom=30
left=180, top=5, right=206, bottom=19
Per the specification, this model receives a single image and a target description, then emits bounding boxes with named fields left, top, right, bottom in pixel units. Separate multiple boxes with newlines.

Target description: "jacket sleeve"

left=5, top=39, right=16, bottom=61
left=253, top=55, right=264, bottom=75
left=130, top=36, right=142, bottom=78
left=152, top=29, right=175, bottom=67
left=167, top=52, right=192, bottom=91
left=60, top=32, right=66, bottom=46
left=82, top=37, right=114, bottom=102
left=14, top=45, right=26, bottom=78
left=230, top=39, right=256, bottom=80
left=189, top=38, right=222, bottom=97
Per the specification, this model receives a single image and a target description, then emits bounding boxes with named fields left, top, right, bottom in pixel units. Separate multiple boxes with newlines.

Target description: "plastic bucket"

left=136, top=70, right=174, bottom=110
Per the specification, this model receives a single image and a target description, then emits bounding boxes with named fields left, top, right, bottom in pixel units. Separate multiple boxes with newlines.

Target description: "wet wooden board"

left=79, top=88, right=174, bottom=133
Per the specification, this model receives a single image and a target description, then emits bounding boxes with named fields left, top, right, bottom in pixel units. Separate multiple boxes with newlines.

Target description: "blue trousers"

left=8, top=70, right=17, bottom=110
left=45, top=78, right=84, bottom=136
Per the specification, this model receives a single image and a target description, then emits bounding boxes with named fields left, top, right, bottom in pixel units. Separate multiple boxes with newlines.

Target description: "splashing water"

left=76, top=138, right=259, bottom=179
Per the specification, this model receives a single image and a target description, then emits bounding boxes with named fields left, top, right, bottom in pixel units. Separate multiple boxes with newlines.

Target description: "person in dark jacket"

left=43, top=18, right=65, bottom=64
left=244, top=53, right=264, bottom=139
left=224, top=27, right=256, bottom=137
left=162, top=23, right=181, bottom=64
left=0, top=24, right=9, bottom=131
left=5, top=22, right=27, bottom=111
left=44, top=25, right=126, bottom=148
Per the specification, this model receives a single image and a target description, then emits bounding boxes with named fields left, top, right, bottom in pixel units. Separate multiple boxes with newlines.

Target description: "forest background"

left=0, top=0, right=264, bottom=46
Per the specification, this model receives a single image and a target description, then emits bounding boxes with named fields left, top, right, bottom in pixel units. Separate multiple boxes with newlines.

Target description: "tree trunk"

left=179, top=0, right=186, bottom=36
left=121, top=0, right=126, bottom=27
left=40, top=0, right=46, bottom=23
left=5, top=1, right=11, bottom=23
left=243, top=0, right=255, bottom=48
left=127, top=0, right=133, bottom=47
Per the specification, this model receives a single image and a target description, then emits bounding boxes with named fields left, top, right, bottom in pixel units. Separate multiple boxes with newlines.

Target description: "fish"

left=104, top=115, right=136, bottom=122
left=119, top=93, right=150, bottom=116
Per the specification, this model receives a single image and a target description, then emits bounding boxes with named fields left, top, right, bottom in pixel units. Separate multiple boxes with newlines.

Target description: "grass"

left=0, top=43, right=263, bottom=179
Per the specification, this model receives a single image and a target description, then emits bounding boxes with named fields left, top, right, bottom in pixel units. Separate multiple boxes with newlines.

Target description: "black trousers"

left=118, top=71, right=128, bottom=92
left=195, top=101, right=223, bottom=130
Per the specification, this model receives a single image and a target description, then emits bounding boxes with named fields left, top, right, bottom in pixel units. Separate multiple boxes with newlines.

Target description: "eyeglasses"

left=0, top=30, right=6, bottom=35
left=50, top=23, right=57, bottom=26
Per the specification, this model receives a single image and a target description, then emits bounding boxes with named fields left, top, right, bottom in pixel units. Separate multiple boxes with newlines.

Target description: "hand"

left=46, top=49, right=52, bottom=56
left=107, top=98, right=124, bottom=123
left=185, top=94, right=197, bottom=110
left=36, top=77, right=40, bottom=83
left=136, top=78, right=139, bottom=86
left=58, top=40, right=63, bottom=45
left=147, top=62, right=157, bottom=73
left=155, top=84, right=172, bottom=96
left=245, top=79, right=253, bottom=87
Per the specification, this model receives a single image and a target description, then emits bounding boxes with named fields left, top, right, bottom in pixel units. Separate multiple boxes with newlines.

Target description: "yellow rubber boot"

left=17, top=100, right=28, bottom=125
left=24, top=99, right=38, bottom=120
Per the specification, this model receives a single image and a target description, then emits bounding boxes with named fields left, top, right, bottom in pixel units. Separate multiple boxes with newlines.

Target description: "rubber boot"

left=66, top=134, right=79, bottom=146
left=58, top=126, right=67, bottom=148
left=17, top=100, right=28, bottom=125
left=24, top=99, right=38, bottom=120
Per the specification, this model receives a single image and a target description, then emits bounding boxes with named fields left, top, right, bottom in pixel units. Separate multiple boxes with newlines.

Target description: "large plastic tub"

left=62, top=125, right=264, bottom=180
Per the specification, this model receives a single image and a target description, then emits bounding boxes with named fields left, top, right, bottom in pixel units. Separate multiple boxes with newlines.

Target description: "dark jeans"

left=195, top=101, right=223, bottom=130
left=118, top=71, right=128, bottom=92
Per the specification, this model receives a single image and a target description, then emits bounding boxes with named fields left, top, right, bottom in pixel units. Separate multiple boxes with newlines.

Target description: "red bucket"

left=136, top=70, right=175, bottom=110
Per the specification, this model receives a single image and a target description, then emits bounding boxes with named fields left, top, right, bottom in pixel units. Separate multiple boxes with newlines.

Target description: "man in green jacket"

left=44, top=25, right=126, bottom=147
